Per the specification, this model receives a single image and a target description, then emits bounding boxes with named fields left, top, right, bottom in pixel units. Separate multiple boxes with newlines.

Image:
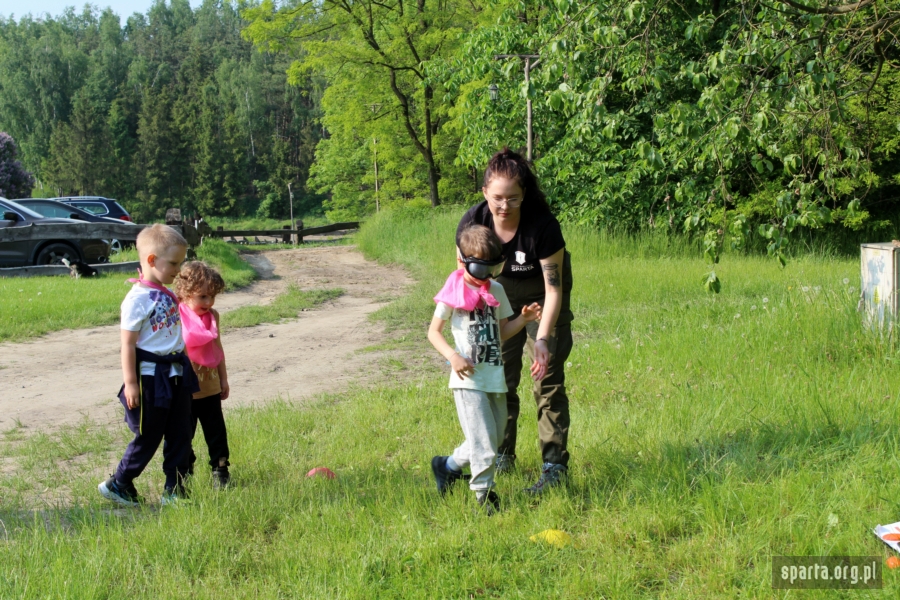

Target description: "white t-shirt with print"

left=121, top=284, right=184, bottom=377
left=434, top=280, right=514, bottom=392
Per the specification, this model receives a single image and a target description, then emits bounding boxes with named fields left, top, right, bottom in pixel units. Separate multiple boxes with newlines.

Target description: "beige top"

left=193, top=363, right=222, bottom=399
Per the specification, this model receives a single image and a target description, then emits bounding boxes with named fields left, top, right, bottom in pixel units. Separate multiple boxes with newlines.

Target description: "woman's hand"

left=450, top=353, right=476, bottom=379
left=531, top=338, right=549, bottom=381
left=521, top=302, right=542, bottom=323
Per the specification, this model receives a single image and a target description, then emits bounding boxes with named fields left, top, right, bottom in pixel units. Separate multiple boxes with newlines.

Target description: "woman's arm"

left=532, top=247, right=565, bottom=380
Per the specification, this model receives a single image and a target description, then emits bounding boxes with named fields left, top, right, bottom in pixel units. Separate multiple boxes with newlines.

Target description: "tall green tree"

left=0, top=1, right=326, bottom=219
left=242, top=0, right=480, bottom=208
left=0, top=132, right=34, bottom=198
left=43, top=90, right=111, bottom=195
left=0, top=10, right=97, bottom=179
left=445, top=0, right=899, bottom=285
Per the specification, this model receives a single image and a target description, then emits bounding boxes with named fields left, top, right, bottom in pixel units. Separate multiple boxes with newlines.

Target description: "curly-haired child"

left=175, top=261, right=232, bottom=488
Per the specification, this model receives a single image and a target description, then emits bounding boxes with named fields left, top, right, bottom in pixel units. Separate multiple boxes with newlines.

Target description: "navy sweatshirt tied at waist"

left=123, top=347, right=200, bottom=409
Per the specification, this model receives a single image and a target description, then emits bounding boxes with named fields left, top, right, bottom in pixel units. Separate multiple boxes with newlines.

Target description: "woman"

left=457, top=147, right=574, bottom=494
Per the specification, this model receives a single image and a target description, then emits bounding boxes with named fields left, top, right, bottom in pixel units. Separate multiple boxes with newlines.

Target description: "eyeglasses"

left=488, top=198, right=522, bottom=208
left=460, top=253, right=506, bottom=280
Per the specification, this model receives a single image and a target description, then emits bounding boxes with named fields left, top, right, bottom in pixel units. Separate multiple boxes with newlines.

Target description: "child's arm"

left=121, top=329, right=141, bottom=410
left=428, top=316, right=475, bottom=379
left=500, top=302, right=542, bottom=341
left=212, top=309, right=229, bottom=400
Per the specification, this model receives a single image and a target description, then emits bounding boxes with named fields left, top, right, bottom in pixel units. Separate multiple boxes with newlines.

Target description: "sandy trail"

left=0, top=245, right=411, bottom=432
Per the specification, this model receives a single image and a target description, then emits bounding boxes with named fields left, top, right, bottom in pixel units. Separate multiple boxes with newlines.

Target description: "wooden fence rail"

left=0, top=221, right=359, bottom=244
left=206, top=222, right=359, bottom=239
left=0, top=221, right=360, bottom=277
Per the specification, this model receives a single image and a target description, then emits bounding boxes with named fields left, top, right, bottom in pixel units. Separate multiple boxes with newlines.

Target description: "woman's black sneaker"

left=431, top=456, right=464, bottom=495
left=212, top=466, right=231, bottom=489
left=476, top=490, right=501, bottom=516
left=495, top=454, right=516, bottom=474
left=524, top=462, right=568, bottom=495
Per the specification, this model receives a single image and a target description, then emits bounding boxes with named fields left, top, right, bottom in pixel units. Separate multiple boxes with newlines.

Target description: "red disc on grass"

left=887, top=556, right=900, bottom=570
left=306, top=467, right=336, bottom=479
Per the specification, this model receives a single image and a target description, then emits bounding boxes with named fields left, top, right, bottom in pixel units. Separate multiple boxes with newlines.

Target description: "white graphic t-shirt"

left=434, top=280, right=514, bottom=392
left=121, top=284, right=184, bottom=377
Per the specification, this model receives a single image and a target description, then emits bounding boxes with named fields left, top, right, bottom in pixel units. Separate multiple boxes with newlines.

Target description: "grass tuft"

left=195, top=239, right=257, bottom=290
left=225, top=287, right=343, bottom=329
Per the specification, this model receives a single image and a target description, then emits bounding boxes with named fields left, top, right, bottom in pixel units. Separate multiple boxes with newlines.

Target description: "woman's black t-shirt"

left=457, top=201, right=566, bottom=280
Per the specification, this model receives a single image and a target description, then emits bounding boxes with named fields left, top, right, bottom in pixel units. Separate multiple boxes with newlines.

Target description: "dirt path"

left=0, top=245, right=412, bottom=432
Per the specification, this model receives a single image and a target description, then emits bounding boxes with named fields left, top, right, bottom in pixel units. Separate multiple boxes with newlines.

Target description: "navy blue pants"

left=115, top=375, right=192, bottom=490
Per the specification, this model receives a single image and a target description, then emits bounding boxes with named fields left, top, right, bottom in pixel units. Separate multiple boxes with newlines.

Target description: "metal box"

left=860, top=242, right=900, bottom=329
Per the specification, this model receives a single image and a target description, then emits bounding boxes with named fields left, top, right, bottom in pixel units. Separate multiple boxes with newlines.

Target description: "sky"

left=0, top=0, right=204, bottom=20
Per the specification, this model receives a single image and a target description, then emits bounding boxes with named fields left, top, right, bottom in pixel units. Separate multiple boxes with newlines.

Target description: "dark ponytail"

left=482, top=147, right=549, bottom=213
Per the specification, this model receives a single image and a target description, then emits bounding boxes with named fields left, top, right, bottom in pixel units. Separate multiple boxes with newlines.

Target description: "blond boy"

left=99, top=224, right=199, bottom=506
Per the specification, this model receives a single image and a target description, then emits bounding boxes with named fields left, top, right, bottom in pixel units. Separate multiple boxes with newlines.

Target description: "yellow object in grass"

left=529, top=529, right=573, bottom=549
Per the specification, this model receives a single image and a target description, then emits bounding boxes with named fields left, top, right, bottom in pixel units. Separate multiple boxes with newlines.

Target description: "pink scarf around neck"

left=128, top=275, right=179, bottom=304
left=433, top=269, right=499, bottom=311
left=178, top=304, right=224, bottom=368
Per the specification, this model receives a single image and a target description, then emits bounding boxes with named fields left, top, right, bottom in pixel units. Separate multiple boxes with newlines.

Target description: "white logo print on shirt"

left=515, top=251, right=526, bottom=265
left=464, top=305, right=502, bottom=366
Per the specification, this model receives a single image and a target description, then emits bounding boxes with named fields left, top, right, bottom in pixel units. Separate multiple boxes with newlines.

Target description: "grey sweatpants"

left=450, top=389, right=507, bottom=492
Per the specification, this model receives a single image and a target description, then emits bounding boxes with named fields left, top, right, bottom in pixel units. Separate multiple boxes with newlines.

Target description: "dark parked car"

left=16, top=199, right=126, bottom=224
left=0, top=198, right=110, bottom=267
left=52, top=196, right=132, bottom=222
left=16, top=199, right=138, bottom=253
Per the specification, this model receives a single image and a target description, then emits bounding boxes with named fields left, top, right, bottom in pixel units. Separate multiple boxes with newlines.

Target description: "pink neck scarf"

left=434, top=269, right=499, bottom=311
left=178, top=304, right=224, bottom=368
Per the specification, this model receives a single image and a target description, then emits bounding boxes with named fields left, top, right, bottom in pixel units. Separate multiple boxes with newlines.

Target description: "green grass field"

left=2, top=210, right=899, bottom=597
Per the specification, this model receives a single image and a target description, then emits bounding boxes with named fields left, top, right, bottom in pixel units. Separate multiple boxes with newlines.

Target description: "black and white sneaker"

left=431, top=456, right=464, bottom=496
left=98, top=476, right=143, bottom=507
left=161, top=482, right=191, bottom=507
left=495, top=454, right=516, bottom=474
left=476, top=490, right=501, bottom=516
left=212, top=465, right=231, bottom=489
left=524, top=463, right=568, bottom=495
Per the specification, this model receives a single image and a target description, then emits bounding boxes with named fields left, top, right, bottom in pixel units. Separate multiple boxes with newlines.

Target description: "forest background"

left=0, top=0, right=898, bottom=264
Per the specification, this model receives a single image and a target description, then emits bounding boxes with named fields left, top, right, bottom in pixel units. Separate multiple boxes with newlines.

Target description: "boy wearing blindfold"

left=427, top=225, right=542, bottom=514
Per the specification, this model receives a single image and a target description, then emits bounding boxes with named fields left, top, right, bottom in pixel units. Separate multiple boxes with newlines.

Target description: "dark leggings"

left=496, top=252, right=574, bottom=467
left=189, top=393, right=230, bottom=470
